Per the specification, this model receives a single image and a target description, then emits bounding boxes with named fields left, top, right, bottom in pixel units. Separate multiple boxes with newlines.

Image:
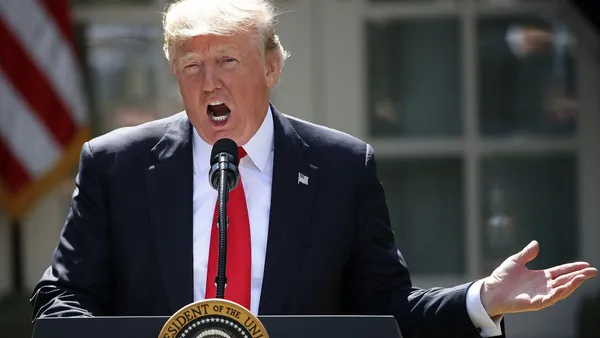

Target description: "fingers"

left=513, top=240, right=539, bottom=265
left=551, top=267, right=598, bottom=287
left=540, top=274, right=586, bottom=309
left=588, top=267, right=599, bottom=279
left=539, top=284, right=567, bottom=309
left=547, top=262, right=592, bottom=279
left=560, top=275, right=587, bottom=300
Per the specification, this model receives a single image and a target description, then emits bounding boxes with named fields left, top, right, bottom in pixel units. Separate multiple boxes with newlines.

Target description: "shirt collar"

left=192, top=106, right=274, bottom=172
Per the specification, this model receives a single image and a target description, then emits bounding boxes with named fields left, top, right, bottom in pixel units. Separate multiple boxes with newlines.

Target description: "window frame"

left=320, top=0, right=587, bottom=285
left=73, top=0, right=176, bottom=126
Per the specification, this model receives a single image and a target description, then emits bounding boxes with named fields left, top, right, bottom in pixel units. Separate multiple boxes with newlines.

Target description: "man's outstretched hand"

left=481, top=240, right=598, bottom=318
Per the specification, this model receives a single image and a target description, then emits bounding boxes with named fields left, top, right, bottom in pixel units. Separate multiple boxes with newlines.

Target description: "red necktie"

left=205, top=147, right=251, bottom=310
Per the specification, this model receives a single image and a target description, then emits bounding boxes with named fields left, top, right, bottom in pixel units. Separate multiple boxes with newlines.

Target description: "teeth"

left=208, top=101, right=224, bottom=106
left=210, top=112, right=230, bottom=122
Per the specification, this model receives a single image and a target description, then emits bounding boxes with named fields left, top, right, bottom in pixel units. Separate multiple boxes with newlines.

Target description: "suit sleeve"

left=344, top=144, right=505, bottom=338
left=30, top=141, right=112, bottom=322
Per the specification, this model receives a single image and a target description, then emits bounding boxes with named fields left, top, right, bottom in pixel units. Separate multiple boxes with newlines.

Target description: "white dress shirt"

left=192, top=106, right=274, bottom=314
left=191, top=107, right=502, bottom=336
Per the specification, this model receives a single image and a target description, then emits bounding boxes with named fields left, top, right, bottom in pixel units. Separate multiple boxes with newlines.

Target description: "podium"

left=32, top=315, right=403, bottom=338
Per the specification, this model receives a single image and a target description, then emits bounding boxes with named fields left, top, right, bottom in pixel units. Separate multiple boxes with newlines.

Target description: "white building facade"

left=0, top=0, right=599, bottom=337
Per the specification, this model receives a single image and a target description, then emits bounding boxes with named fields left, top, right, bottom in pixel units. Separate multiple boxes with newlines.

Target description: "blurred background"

left=0, top=0, right=599, bottom=337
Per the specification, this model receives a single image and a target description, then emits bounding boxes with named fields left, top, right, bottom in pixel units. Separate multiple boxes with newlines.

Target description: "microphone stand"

left=215, top=169, right=230, bottom=299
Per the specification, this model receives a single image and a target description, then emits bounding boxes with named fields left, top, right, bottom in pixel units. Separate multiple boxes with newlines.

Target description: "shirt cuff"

left=466, top=279, right=503, bottom=337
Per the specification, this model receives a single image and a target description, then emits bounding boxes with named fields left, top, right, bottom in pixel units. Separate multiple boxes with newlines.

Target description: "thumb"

left=513, top=240, right=539, bottom=265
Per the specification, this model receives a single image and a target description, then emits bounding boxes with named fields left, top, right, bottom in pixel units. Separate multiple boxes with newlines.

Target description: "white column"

left=320, top=0, right=364, bottom=136
left=269, top=0, right=316, bottom=123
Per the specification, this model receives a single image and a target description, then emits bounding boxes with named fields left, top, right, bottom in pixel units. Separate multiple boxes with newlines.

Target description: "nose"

left=201, top=64, right=221, bottom=92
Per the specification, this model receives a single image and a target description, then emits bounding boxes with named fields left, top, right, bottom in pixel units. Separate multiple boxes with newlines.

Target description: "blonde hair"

left=162, top=0, right=289, bottom=68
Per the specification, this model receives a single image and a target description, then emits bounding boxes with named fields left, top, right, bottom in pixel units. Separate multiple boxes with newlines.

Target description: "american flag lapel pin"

left=298, top=172, right=309, bottom=185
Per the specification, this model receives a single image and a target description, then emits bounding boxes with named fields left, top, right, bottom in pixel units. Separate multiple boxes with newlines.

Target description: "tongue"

left=208, top=103, right=230, bottom=116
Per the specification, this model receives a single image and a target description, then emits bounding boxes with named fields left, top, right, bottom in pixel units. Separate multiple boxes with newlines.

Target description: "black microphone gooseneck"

left=208, top=138, right=240, bottom=299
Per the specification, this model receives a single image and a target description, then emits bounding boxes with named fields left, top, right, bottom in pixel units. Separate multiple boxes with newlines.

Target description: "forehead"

left=178, top=33, right=255, bottom=60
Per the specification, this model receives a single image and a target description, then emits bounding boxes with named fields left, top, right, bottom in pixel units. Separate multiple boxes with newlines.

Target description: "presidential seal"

left=158, top=299, right=269, bottom=338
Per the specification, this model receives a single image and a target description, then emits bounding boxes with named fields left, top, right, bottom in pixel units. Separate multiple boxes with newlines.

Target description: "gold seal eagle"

left=158, top=299, right=269, bottom=338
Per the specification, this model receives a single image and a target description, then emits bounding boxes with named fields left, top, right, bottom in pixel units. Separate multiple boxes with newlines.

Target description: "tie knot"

left=238, top=147, right=247, bottom=160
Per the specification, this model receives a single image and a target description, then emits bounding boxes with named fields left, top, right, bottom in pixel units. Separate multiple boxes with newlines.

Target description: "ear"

left=264, top=51, right=282, bottom=88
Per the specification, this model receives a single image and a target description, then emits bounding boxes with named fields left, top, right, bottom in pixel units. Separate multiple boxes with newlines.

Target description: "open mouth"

left=207, top=101, right=231, bottom=124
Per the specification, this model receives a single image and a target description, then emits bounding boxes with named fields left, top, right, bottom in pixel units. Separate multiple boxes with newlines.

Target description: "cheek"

left=229, top=62, right=265, bottom=85
left=178, top=82, right=208, bottom=119
left=235, top=70, right=265, bottom=95
left=178, top=73, right=198, bottom=89
left=178, top=77, right=202, bottom=99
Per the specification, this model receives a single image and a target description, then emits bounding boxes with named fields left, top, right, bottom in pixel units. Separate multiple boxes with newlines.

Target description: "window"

left=366, top=19, right=462, bottom=137
left=73, top=0, right=182, bottom=136
left=379, top=158, right=465, bottom=274
left=478, top=16, right=577, bottom=136
left=328, top=0, right=579, bottom=278
left=79, top=23, right=161, bottom=134
left=479, top=154, right=577, bottom=274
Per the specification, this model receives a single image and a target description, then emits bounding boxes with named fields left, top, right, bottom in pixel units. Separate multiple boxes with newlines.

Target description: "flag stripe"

left=0, top=0, right=87, bottom=126
left=0, top=69, right=61, bottom=177
left=37, top=0, right=76, bottom=49
left=0, top=137, right=30, bottom=193
left=0, top=18, right=76, bottom=147
left=0, top=0, right=89, bottom=221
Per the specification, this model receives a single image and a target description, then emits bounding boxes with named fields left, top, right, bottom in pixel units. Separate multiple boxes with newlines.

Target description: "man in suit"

left=31, top=0, right=597, bottom=337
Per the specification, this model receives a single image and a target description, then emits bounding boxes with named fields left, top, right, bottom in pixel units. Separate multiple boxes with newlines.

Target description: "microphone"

left=209, top=138, right=240, bottom=191
left=207, top=138, right=240, bottom=299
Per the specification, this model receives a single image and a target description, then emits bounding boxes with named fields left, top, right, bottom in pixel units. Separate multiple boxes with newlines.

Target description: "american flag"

left=0, top=0, right=88, bottom=221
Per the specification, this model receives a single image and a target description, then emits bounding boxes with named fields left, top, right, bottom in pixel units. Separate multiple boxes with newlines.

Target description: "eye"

left=183, top=64, right=200, bottom=74
left=222, top=58, right=237, bottom=64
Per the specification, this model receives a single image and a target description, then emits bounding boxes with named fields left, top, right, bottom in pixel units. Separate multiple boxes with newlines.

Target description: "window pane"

left=377, top=158, right=465, bottom=274
left=478, top=17, right=578, bottom=136
left=78, top=23, right=162, bottom=134
left=366, top=19, right=462, bottom=137
left=480, top=155, right=577, bottom=274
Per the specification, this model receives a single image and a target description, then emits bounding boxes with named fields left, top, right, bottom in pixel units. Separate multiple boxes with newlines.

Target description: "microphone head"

left=208, top=138, right=240, bottom=191
left=210, top=138, right=239, bottom=166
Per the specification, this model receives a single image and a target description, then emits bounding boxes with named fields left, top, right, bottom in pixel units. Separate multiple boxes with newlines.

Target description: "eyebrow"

left=178, top=44, right=241, bottom=64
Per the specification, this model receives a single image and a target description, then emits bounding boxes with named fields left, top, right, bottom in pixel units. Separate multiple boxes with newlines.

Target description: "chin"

left=211, top=130, right=239, bottom=143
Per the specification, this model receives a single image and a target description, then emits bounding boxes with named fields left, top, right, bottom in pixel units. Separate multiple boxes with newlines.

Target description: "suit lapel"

left=145, top=113, right=194, bottom=314
left=259, top=107, right=319, bottom=314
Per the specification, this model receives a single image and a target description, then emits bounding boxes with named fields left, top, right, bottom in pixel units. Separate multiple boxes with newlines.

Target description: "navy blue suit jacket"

left=31, top=106, right=504, bottom=338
